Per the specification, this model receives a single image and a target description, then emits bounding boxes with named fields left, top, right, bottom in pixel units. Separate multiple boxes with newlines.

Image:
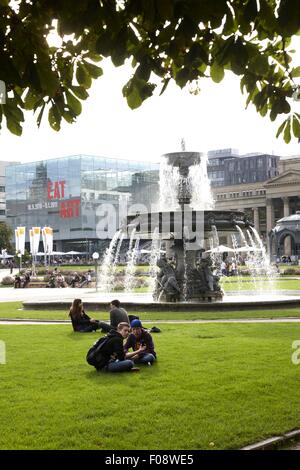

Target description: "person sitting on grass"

left=88, top=322, right=143, bottom=373
left=97, top=299, right=130, bottom=333
left=69, top=298, right=101, bottom=333
left=124, top=319, right=157, bottom=365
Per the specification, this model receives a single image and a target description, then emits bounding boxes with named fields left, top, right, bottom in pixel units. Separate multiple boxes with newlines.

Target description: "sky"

left=1, top=58, right=300, bottom=164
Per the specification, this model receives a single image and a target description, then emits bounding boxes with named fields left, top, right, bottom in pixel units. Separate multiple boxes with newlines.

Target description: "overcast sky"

left=1, top=57, right=300, bottom=164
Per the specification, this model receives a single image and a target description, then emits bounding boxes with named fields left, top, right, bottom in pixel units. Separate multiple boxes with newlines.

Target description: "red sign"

left=47, top=181, right=65, bottom=199
left=60, top=199, right=80, bottom=219
left=47, top=180, right=80, bottom=219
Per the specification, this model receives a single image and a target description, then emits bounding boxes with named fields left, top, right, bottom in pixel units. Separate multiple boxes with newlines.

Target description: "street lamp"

left=92, top=252, right=100, bottom=292
left=17, top=251, right=22, bottom=274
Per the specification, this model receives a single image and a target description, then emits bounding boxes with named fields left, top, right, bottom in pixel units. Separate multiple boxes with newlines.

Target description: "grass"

left=2, top=302, right=300, bottom=321
left=0, top=323, right=300, bottom=449
left=220, top=277, right=300, bottom=291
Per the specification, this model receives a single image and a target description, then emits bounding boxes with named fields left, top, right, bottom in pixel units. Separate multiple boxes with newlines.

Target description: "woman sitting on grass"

left=69, top=299, right=101, bottom=333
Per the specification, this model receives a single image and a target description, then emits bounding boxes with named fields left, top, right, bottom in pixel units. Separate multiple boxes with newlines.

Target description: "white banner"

left=0, top=80, right=6, bottom=104
left=42, top=227, right=53, bottom=254
left=15, top=227, right=26, bottom=255
left=32, top=227, right=40, bottom=255
left=29, top=229, right=34, bottom=255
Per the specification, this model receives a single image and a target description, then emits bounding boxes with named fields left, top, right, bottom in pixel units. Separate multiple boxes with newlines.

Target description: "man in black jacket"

left=94, top=322, right=144, bottom=372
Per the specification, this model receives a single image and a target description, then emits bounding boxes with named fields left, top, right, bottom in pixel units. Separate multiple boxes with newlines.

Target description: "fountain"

left=126, top=151, right=252, bottom=302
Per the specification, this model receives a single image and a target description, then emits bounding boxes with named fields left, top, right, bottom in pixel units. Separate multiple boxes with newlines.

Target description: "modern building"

left=207, top=149, right=279, bottom=187
left=0, top=161, right=18, bottom=223
left=207, top=148, right=239, bottom=187
left=5, top=155, right=159, bottom=254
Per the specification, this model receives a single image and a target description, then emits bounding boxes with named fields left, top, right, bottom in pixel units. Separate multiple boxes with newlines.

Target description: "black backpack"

left=86, top=336, right=110, bottom=367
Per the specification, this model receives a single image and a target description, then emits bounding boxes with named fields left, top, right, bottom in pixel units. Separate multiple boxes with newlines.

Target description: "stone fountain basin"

left=162, top=151, right=202, bottom=168
left=126, top=209, right=251, bottom=239
left=23, top=292, right=300, bottom=312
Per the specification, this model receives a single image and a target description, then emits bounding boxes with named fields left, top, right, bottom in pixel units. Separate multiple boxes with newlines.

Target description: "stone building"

left=212, top=155, right=300, bottom=255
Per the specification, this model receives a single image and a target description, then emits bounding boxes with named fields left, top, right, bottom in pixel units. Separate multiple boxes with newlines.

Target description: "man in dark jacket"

left=98, top=299, right=130, bottom=333
left=124, top=319, right=157, bottom=365
left=93, top=322, right=143, bottom=372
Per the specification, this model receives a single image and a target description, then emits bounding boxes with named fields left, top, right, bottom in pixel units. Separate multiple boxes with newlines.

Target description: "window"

left=0, top=186, right=5, bottom=192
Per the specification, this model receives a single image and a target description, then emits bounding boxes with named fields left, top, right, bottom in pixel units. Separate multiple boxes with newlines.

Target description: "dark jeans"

left=77, top=321, right=101, bottom=333
left=105, top=360, right=134, bottom=372
left=134, top=353, right=156, bottom=365
left=98, top=321, right=112, bottom=333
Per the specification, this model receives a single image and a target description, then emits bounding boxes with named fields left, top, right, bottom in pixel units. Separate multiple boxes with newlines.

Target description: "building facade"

left=5, top=155, right=159, bottom=253
left=207, top=149, right=279, bottom=187
left=212, top=156, right=300, bottom=255
left=0, top=161, right=17, bottom=223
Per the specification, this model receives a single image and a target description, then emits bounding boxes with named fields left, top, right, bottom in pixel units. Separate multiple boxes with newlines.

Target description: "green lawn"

left=2, top=301, right=300, bottom=321
left=0, top=323, right=300, bottom=449
left=220, top=277, right=300, bottom=291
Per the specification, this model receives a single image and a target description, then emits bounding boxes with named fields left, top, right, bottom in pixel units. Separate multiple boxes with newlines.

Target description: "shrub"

left=1, top=276, right=14, bottom=286
left=282, top=268, right=300, bottom=275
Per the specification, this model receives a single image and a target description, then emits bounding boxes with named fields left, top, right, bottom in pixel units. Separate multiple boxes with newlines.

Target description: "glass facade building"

left=6, top=155, right=159, bottom=253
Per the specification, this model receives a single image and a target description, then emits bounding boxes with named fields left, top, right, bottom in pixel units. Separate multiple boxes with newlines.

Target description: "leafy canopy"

left=1, top=0, right=300, bottom=142
left=0, top=221, right=13, bottom=252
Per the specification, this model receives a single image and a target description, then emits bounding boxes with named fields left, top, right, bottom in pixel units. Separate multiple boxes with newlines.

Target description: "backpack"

left=86, top=336, right=110, bottom=367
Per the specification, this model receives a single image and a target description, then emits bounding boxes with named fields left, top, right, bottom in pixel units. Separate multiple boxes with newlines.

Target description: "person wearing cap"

left=124, top=319, right=157, bottom=365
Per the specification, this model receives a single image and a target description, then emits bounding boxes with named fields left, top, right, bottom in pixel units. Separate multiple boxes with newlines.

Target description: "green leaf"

left=210, top=62, right=224, bottom=83
left=176, top=68, right=190, bottom=88
left=65, top=90, right=82, bottom=115
left=126, top=86, right=143, bottom=110
left=70, top=86, right=89, bottom=100
left=82, top=61, right=103, bottom=79
left=62, top=109, right=77, bottom=124
left=86, top=52, right=103, bottom=63
left=6, top=116, right=22, bottom=136
left=283, top=118, right=291, bottom=143
left=159, top=78, right=170, bottom=96
left=36, top=63, right=60, bottom=97
left=291, top=66, right=300, bottom=78
left=250, top=54, right=269, bottom=76
left=48, top=105, right=61, bottom=131
left=76, top=63, right=92, bottom=88
left=292, top=114, right=300, bottom=138
left=24, top=89, right=41, bottom=110
left=276, top=119, right=287, bottom=138
left=36, top=102, right=46, bottom=128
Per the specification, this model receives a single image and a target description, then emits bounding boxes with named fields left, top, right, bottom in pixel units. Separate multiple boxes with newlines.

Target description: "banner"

left=15, top=227, right=26, bottom=255
left=29, top=229, right=34, bottom=255
left=0, top=80, right=6, bottom=104
left=42, top=227, right=53, bottom=254
left=32, top=227, right=40, bottom=255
